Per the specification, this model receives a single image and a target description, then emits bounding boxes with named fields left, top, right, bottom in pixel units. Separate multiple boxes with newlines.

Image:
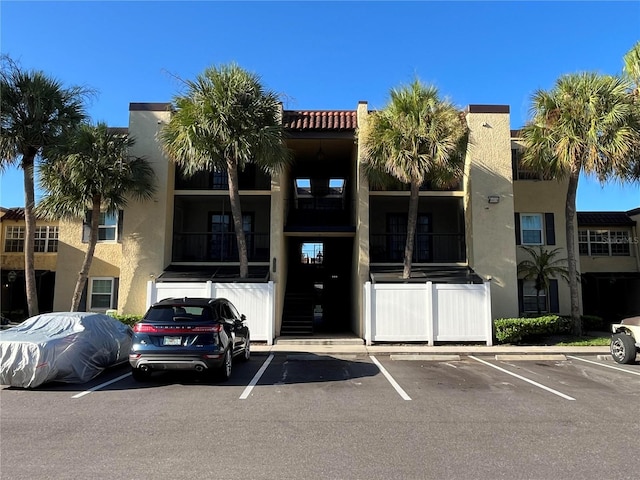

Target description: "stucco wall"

left=53, top=218, right=122, bottom=311
left=464, top=108, right=519, bottom=319
left=118, top=106, right=174, bottom=315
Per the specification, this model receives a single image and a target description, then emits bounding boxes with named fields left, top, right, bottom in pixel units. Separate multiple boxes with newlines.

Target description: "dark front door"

left=283, top=238, right=353, bottom=334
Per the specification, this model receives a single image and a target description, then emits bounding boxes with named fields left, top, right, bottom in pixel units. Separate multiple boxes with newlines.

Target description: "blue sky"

left=1, top=0, right=639, bottom=211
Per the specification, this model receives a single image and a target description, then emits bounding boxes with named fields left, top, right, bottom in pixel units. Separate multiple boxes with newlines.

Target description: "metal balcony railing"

left=172, top=232, right=270, bottom=262
left=369, top=233, right=466, bottom=263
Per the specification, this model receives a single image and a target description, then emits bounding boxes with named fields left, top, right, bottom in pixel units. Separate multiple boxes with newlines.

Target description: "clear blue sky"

left=1, top=1, right=639, bottom=211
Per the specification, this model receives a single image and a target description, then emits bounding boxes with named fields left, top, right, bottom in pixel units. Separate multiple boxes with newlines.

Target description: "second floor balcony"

left=370, top=232, right=466, bottom=263
left=172, top=232, right=270, bottom=263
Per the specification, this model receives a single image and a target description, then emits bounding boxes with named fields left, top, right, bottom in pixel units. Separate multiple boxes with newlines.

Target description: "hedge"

left=494, top=314, right=605, bottom=344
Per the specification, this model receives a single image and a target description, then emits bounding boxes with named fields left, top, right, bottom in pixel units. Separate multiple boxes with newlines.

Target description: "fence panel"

left=367, top=283, right=431, bottom=343
left=364, top=281, right=492, bottom=345
left=147, top=280, right=274, bottom=344
left=433, top=283, right=491, bottom=344
left=211, top=282, right=274, bottom=344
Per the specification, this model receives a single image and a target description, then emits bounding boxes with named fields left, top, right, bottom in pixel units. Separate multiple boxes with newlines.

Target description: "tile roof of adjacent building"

left=283, top=110, right=357, bottom=131
left=577, top=211, right=636, bottom=227
left=0, top=208, right=26, bottom=221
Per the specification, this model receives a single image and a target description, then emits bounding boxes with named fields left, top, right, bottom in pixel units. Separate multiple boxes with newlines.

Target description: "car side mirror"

left=240, top=314, right=246, bottom=322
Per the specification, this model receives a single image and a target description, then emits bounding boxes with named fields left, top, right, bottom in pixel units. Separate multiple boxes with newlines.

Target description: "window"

left=209, top=212, right=253, bottom=260
left=212, top=170, right=228, bottom=190
left=579, top=229, right=631, bottom=256
left=83, top=211, right=123, bottom=243
left=522, top=280, right=547, bottom=313
left=301, top=242, right=323, bottom=264
left=386, top=213, right=432, bottom=262
left=520, top=214, right=543, bottom=245
left=4, top=226, right=24, bottom=252
left=98, top=212, right=118, bottom=241
left=34, top=226, right=58, bottom=252
left=89, top=278, right=115, bottom=310
left=4, top=226, right=57, bottom=253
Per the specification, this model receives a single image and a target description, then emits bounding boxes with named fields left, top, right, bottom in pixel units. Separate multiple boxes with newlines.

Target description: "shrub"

left=113, top=314, right=143, bottom=327
left=494, top=315, right=564, bottom=344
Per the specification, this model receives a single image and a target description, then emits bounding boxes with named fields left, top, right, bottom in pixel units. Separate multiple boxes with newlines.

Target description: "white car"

left=610, top=316, right=640, bottom=364
left=0, top=312, right=132, bottom=388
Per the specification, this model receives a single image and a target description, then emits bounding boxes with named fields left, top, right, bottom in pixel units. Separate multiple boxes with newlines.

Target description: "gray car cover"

left=0, top=312, right=132, bottom=388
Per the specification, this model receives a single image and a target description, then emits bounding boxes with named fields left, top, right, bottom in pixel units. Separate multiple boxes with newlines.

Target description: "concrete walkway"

left=252, top=336, right=611, bottom=357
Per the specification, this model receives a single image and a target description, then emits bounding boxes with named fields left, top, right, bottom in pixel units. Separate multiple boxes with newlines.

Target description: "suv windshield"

left=144, top=305, right=215, bottom=322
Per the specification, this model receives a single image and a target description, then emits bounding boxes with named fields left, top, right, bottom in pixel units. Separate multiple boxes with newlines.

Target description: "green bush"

left=112, top=314, right=143, bottom=327
left=494, top=315, right=564, bottom=344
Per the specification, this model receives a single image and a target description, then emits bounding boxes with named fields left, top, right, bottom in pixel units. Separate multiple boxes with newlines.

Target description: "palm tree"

left=0, top=56, right=89, bottom=316
left=517, top=246, right=570, bottom=315
left=159, top=63, right=290, bottom=279
left=521, top=72, right=640, bottom=335
left=360, top=80, right=468, bottom=278
left=37, top=123, right=156, bottom=311
left=623, top=41, right=640, bottom=180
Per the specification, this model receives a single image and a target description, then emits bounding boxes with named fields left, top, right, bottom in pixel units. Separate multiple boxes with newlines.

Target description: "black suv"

left=129, top=297, right=250, bottom=382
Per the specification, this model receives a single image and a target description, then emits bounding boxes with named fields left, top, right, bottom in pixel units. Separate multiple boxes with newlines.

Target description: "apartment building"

left=9, top=101, right=633, bottom=340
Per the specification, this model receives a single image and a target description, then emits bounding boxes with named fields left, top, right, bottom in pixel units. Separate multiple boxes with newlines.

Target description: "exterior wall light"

left=487, top=195, right=500, bottom=204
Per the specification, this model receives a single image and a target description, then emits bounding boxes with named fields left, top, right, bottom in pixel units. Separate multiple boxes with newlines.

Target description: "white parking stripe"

left=567, top=355, right=640, bottom=376
left=239, top=354, right=274, bottom=400
left=469, top=355, right=575, bottom=401
left=370, top=355, right=411, bottom=401
left=72, top=373, right=131, bottom=399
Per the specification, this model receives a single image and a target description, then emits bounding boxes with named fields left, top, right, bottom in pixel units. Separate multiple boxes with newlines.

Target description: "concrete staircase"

left=280, top=292, right=314, bottom=336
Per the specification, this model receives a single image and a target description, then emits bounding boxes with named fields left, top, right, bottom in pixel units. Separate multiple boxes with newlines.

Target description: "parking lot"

left=2, top=352, right=639, bottom=480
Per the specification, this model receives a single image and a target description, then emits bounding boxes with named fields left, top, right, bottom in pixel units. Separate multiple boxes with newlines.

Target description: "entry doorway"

left=282, top=237, right=353, bottom=335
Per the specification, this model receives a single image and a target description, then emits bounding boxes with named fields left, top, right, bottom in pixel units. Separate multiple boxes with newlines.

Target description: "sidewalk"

left=252, top=336, right=611, bottom=357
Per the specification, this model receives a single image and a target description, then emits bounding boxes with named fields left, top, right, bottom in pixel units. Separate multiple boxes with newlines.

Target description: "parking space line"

left=567, top=355, right=640, bottom=376
left=239, top=354, right=274, bottom=400
left=72, top=373, right=131, bottom=399
left=469, top=355, right=575, bottom=401
left=369, top=355, right=411, bottom=401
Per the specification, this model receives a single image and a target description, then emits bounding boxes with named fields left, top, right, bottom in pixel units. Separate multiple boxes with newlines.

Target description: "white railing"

left=146, top=280, right=275, bottom=345
left=363, top=281, right=492, bottom=346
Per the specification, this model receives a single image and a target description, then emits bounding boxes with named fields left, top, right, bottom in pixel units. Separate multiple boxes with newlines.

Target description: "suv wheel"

left=241, top=337, right=251, bottom=362
left=218, top=348, right=232, bottom=381
left=610, top=333, right=637, bottom=364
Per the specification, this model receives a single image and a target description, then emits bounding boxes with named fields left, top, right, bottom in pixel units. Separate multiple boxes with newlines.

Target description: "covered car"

left=0, top=312, right=132, bottom=388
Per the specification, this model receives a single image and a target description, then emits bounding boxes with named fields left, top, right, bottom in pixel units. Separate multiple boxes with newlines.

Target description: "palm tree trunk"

left=227, top=159, right=248, bottom=278
left=566, top=167, right=582, bottom=336
left=71, top=195, right=101, bottom=311
left=22, top=153, right=39, bottom=317
left=403, top=181, right=420, bottom=279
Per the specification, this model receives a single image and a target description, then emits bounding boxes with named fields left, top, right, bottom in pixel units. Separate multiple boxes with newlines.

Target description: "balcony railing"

left=172, top=232, right=270, bottom=262
left=370, top=233, right=465, bottom=263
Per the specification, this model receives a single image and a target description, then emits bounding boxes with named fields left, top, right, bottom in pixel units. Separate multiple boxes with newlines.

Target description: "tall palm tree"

left=160, top=63, right=290, bottom=279
left=623, top=41, right=640, bottom=180
left=360, top=80, right=468, bottom=278
left=0, top=56, right=89, bottom=316
left=37, top=123, right=156, bottom=311
left=517, top=246, right=570, bottom=315
left=521, top=72, right=640, bottom=335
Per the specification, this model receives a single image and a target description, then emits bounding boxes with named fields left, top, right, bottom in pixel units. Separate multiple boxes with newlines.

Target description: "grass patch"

left=554, top=335, right=610, bottom=347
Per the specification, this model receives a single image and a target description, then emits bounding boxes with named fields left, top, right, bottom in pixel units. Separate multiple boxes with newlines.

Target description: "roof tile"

left=283, top=110, right=357, bottom=131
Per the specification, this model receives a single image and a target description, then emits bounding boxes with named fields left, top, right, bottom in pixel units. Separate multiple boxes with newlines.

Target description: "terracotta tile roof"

left=283, top=110, right=357, bottom=131
left=0, top=208, right=26, bottom=221
left=577, top=212, right=635, bottom=227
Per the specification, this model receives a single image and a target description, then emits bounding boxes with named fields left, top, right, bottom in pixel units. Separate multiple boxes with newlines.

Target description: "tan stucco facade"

left=44, top=101, right=639, bottom=331
left=464, top=107, right=519, bottom=319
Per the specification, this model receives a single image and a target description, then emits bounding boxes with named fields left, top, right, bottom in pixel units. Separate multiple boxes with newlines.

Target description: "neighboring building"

left=578, top=210, right=640, bottom=321
left=0, top=208, right=58, bottom=319
left=46, top=101, right=639, bottom=338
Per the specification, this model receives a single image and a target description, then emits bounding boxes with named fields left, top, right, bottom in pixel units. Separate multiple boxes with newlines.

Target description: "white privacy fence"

left=363, top=282, right=492, bottom=346
left=147, top=281, right=275, bottom=345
